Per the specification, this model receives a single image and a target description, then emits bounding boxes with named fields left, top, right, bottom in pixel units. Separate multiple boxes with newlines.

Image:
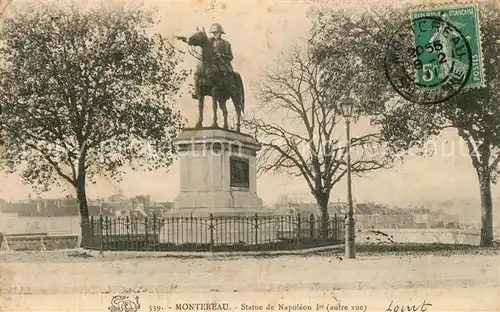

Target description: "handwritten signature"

left=386, top=300, right=432, bottom=312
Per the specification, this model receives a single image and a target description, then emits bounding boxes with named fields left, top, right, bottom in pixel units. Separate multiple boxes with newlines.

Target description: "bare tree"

left=245, top=42, right=391, bottom=238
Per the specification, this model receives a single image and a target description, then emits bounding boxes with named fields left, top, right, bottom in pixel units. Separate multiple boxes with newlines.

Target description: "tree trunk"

left=477, top=169, right=494, bottom=247
left=462, top=133, right=495, bottom=247
left=75, top=164, right=89, bottom=248
left=76, top=175, right=89, bottom=222
left=317, top=195, right=330, bottom=240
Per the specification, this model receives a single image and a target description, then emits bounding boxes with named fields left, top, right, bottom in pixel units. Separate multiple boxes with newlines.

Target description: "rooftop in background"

left=274, top=201, right=458, bottom=217
left=0, top=196, right=173, bottom=217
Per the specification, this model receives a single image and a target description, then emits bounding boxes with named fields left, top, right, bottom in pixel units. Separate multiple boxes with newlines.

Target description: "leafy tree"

left=245, top=42, right=391, bottom=239
left=311, top=3, right=500, bottom=246
left=0, top=3, right=187, bottom=226
left=378, top=5, right=500, bottom=246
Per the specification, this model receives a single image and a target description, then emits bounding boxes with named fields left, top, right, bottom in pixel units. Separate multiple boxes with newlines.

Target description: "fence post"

left=152, top=214, right=157, bottom=252
left=79, top=220, right=83, bottom=248
left=125, top=215, right=130, bottom=250
left=113, top=217, right=118, bottom=250
left=99, top=215, right=104, bottom=255
left=90, top=216, right=95, bottom=247
left=80, top=218, right=87, bottom=248
left=132, top=217, right=137, bottom=250
left=330, top=215, right=334, bottom=241
left=339, top=213, right=343, bottom=241
left=104, top=216, right=109, bottom=250
left=160, top=217, right=165, bottom=251
left=209, top=213, right=214, bottom=252
left=318, top=215, right=323, bottom=239
left=309, top=214, right=314, bottom=239
left=334, top=213, right=338, bottom=241
left=144, top=216, right=149, bottom=250
left=254, top=213, right=259, bottom=244
left=296, top=214, right=301, bottom=243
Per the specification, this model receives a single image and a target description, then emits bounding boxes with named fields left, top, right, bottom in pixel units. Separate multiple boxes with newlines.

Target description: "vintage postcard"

left=0, top=0, right=499, bottom=311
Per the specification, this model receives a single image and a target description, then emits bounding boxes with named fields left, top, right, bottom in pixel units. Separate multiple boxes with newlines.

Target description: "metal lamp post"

left=340, top=98, right=356, bottom=259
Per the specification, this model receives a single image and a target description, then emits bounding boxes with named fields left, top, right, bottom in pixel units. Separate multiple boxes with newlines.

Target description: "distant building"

left=10, top=203, right=41, bottom=216
left=0, top=197, right=9, bottom=212
left=275, top=201, right=420, bottom=229
left=275, top=202, right=347, bottom=218
left=88, top=204, right=114, bottom=217
left=353, top=203, right=415, bottom=229
left=430, top=210, right=460, bottom=229
left=413, top=213, right=430, bottom=228
left=1, top=195, right=174, bottom=219
left=20, top=198, right=79, bottom=217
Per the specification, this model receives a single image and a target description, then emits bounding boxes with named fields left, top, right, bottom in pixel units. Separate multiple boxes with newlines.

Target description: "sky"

left=1, top=0, right=499, bottom=208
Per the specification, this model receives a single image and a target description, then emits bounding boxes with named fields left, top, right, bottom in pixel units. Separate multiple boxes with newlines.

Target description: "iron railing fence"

left=82, top=213, right=343, bottom=252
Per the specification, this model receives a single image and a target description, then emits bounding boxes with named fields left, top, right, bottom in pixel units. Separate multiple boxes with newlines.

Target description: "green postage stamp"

left=410, top=4, right=485, bottom=90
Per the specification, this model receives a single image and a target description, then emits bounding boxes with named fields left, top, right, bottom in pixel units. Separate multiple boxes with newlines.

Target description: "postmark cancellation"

left=384, top=3, right=486, bottom=105
left=411, top=3, right=485, bottom=89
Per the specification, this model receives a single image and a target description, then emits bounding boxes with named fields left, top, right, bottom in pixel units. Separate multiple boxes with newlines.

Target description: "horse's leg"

left=230, top=80, right=241, bottom=132
left=235, top=103, right=241, bottom=132
left=233, top=98, right=241, bottom=132
left=219, top=99, right=229, bottom=129
left=195, top=77, right=204, bottom=128
left=196, top=96, right=204, bottom=128
left=211, top=87, right=218, bottom=128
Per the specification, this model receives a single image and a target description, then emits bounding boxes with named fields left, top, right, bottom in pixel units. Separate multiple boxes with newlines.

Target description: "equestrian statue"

left=176, top=23, right=245, bottom=132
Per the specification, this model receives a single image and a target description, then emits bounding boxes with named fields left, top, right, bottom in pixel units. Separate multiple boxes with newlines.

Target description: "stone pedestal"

left=170, top=127, right=270, bottom=217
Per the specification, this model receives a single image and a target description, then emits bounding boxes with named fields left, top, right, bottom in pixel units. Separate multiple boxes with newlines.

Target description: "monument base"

left=170, top=127, right=273, bottom=217
left=172, top=191, right=268, bottom=217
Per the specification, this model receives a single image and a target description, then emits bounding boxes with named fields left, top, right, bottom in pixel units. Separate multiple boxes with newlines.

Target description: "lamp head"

left=340, top=98, right=355, bottom=119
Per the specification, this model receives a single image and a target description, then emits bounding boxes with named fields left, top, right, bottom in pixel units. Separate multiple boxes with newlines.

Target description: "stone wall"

left=1, top=234, right=79, bottom=251
left=0, top=214, right=81, bottom=235
left=357, top=228, right=481, bottom=245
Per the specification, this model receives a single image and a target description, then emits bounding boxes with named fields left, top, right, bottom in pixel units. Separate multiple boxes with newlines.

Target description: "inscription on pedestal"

left=173, top=129, right=264, bottom=213
left=230, top=156, right=249, bottom=188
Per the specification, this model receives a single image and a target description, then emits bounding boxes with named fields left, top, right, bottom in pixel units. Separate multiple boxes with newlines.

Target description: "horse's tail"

left=235, top=72, right=245, bottom=113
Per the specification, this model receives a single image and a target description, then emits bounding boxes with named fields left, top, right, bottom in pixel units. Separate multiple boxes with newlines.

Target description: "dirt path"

left=1, top=251, right=498, bottom=295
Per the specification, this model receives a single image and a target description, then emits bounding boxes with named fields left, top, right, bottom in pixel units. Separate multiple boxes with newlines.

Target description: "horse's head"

left=187, top=26, right=212, bottom=63
left=188, top=26, right=209, bottom=47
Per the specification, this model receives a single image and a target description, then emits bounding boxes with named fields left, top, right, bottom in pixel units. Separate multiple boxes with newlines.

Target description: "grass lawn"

left=356, top=242, right=499, bottom=253
left=1, top=242, right=497, bottom=263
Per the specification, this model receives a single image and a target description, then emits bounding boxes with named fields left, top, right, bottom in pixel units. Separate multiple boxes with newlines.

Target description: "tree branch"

left=25, top=142, right=76, bottom=187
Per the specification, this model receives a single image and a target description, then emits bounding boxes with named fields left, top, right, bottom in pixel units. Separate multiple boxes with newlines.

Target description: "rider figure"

left=208, top=23, right=235, bottom=98
left=179, top=23, right=234, bottom=99
left=209, top=23, right=234, bottom=74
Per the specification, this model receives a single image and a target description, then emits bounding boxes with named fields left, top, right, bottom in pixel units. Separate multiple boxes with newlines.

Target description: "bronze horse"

left=178, top=28, right=245, bottom=132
